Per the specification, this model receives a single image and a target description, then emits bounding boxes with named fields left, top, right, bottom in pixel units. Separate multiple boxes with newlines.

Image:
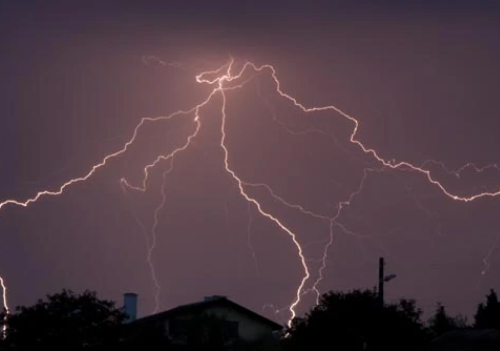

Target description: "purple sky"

left=1, top=1, right=500, bottom=325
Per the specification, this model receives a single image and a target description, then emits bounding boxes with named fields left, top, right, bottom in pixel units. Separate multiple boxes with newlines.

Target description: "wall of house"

left=202, top=305, right=277, bottom=342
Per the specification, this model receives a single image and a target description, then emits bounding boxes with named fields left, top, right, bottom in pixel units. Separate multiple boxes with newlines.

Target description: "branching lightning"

left=1, top=57, right=499, bottom=327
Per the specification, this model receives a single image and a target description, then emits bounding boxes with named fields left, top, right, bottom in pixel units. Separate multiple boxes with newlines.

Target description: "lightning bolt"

left=0, top=275, right=7, bottom=314
left=1, top=57, right=500, bottom=328
left=482, top=231, right=500, bottom=276
left=311, top=168, right=379, bottom=303
left=148, top=158, right=175, bottom=313
left=120, top=184, right=162, bottom=313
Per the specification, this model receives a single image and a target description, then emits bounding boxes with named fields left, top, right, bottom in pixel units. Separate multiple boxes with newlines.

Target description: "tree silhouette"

left=474, top=289, right=500, bottom=329
left=282, top=289, right=428, bottom=351
left=0, top=289, right=126, bottom=349
left=428, top=303, right=467, bottom=336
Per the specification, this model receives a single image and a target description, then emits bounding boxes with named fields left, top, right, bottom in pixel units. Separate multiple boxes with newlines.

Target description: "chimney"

left=123, top=292, right=138, bottom=323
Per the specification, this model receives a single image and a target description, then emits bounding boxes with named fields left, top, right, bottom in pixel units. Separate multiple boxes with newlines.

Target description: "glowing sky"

left=1, top=1, right=500, bottom=325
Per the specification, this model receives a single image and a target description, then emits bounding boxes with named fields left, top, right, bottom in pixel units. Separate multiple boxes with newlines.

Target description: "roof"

left=130, top=296, right=283, bottom=331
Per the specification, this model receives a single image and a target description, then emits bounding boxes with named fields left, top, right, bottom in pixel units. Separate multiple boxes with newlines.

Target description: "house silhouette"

left=123, top=294, right=283, bottom=348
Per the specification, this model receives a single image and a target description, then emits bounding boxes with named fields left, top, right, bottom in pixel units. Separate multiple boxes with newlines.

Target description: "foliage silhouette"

left=428, top=302, right=468, bottom=337
left=282, top=289, right=428, bottom=351
left=474, top=288, right=500, bottom=329
left=0, top=289, right=126, bottom=349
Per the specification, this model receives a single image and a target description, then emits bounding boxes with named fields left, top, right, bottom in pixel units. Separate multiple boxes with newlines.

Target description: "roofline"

left=130, top=297, right=283, bottom=330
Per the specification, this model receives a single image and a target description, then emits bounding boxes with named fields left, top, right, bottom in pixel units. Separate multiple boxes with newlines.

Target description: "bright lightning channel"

left=0, top=57, right=499, bottom=327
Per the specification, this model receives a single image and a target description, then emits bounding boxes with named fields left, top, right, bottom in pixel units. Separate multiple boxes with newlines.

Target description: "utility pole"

left=378, top=257, right=385, bottom=307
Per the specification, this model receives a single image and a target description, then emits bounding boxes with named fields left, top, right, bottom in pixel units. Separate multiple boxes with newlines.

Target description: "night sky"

left=1, top=1, right=500, bottom=325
